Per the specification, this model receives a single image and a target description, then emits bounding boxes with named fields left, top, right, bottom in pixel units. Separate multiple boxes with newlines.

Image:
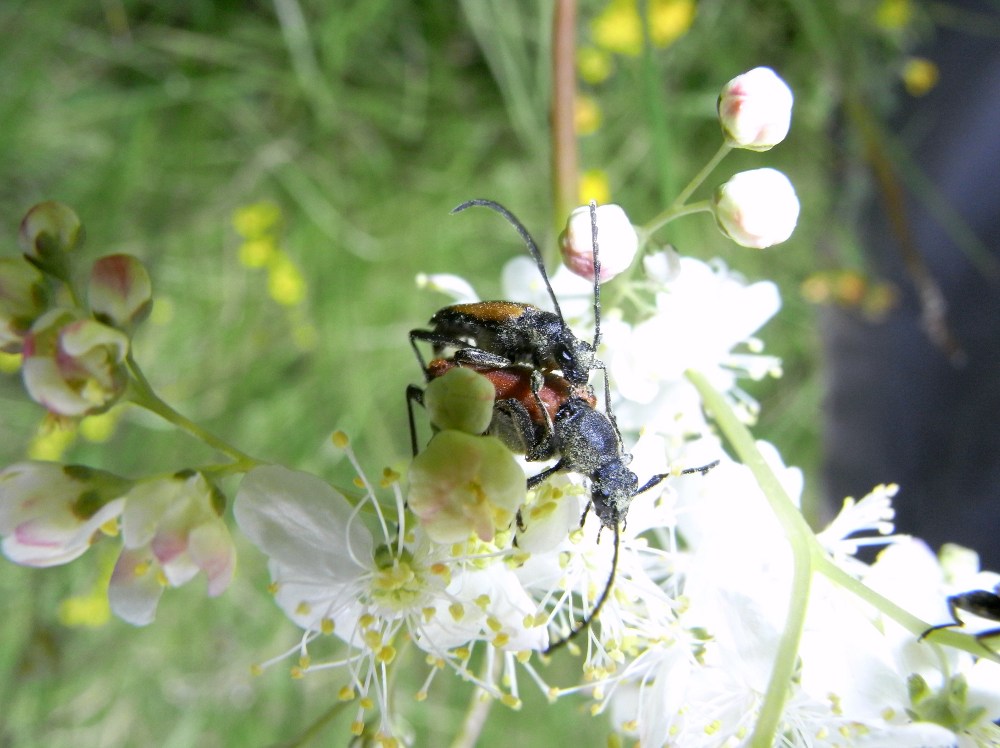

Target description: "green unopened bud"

left=408, top=431, right=525, bottom=544
left=18, top=202, right=83, bottom=281
left=0, top=257, right=48, bottom=352
left=424, top=366, right=496, bottom=435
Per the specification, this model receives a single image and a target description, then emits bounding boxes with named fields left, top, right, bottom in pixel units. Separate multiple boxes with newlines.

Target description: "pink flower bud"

left=89, top=254, right=153, bottom=330
left=718, top=67, right=793, bottom=151
left=0, top=257, right=48, bottom=352
left=109, top=471, right=235, bottom=625
left=21, top=309, right=129, bottom=416
left=713, top=168, right=800, bottom=248
left=408, top=431, right=525, bottom=544
left=0, top=462, right=129, bottom=567
left=559, top=203, right=638, bottom=281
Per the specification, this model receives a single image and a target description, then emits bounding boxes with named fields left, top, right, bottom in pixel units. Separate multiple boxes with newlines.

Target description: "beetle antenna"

left=543, top=522, right=619, bottom=654
left=589, top=200, right=602, bottom=351
left=452, top=199, right=565, bottom=323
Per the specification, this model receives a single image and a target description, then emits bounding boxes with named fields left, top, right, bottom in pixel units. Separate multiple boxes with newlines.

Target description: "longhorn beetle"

left=409, top=199, right=620, bottom=439
left=406, top=356, right=717, bottom=652
left=919, top=585, right=1000, bottom=652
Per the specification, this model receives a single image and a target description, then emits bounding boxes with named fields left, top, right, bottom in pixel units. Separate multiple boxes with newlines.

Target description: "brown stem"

left=551, top=0, right=578, bottom=228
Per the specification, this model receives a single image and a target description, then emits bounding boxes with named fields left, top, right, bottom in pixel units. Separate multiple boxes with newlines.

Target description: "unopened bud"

left=424, top=366, right=496, bottom=435
left=89, top=254, right=153, bottom=330
left=713, top=168, right=799, bottom=249
left=18, top=202, right=83, bottom=280
left=408, top=431, right=525, bottom=544
left=718, top=67, right=793, bottom=151
left=0, top=257, right=48, bottom=352
left=559, top=203, right=638, bottom=282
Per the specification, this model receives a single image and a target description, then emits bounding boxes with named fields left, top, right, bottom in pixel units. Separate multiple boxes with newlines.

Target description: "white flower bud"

left=559, top=203, right=638, bottom=281
left=21, top=309, right=130, bottom=416
left=89, top=254, right=153, bottom=331
left=713, top=168, right=800, bottom=249
left=718, top=67, right=793, bottom=151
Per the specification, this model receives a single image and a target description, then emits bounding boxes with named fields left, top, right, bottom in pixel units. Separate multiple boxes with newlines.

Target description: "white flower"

left=559, top=203, right=639, bottom=281
left=0, top=461, right=127, bottom=566
left=21, top=309, right=129, bottom=416
left=718, top=67, right=793, bottom=151
left=713, top=168, right=800, bottom=248
left=606, top=257, right=781, bottom=434
left=109, top=471, right=236, bottom=625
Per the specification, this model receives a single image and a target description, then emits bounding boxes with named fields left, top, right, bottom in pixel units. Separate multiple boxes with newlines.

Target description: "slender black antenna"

left=452, top=199, right=565, bottom=323
left=543, top=522, right=619, bottom=654
left=589, top=200, right=602, bottom=351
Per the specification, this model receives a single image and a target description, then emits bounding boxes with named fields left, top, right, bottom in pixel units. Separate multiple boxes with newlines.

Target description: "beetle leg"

left=405, top=384, right=426, bottom=457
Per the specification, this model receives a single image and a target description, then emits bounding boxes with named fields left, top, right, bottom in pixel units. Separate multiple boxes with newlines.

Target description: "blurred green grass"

left=0, top=1, right=915, bottom=745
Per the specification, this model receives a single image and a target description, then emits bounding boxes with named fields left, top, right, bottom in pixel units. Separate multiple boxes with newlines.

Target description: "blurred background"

left=1, top=0, right=997, bottom=745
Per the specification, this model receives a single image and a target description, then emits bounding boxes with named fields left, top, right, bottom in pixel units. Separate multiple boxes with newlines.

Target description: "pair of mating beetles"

left=406, top=199, right=714, bottom=652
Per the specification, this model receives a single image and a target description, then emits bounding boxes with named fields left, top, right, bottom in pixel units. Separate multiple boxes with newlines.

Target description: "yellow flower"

left=648, top=0, right=695, bottom=48
left=875, top=0, right=911, bottom=30
left=239, top=237, right=277, bottom=268
left=232, top=201, right=283, bottom=240
left=577, top=46, right=614, bottom=84
left=267, top=253, right=307, bottom=307
left=902, top=57, right=939, bottom=97
left=578, top=169, right=612, bottom=206
left=591, top=0, right=643, bottom=57
left=575, top=94, right=603, bottom=136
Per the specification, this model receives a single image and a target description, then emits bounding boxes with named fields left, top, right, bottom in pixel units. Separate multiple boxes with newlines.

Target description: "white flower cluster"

left=232, top=244, right=1000, bottom=745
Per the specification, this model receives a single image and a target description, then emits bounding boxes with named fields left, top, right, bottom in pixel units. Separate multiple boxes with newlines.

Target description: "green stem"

left=687, top=369, right=810, bottom=747
left=125, top=352, right=259, bottom=469
left=643, top=143, right=731, bottom=236
left=639, top=199, right=714, bottom=239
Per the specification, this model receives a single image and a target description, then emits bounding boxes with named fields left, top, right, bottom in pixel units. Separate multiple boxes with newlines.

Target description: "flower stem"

left=124, top=352, right=259, bottom=469
left=550, top=0, right=578, bottom=230
left=643, top=143, right=731, bottom=236
left=687, top=369, right=811, bottom=747
left=450, top=654, right=498, bottom=748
